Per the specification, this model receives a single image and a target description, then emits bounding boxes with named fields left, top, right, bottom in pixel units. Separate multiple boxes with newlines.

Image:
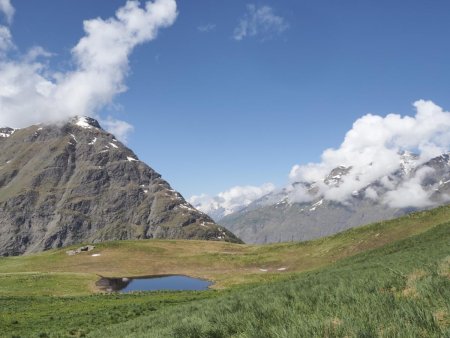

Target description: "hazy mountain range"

left=195, top=152, right=450, bottom=243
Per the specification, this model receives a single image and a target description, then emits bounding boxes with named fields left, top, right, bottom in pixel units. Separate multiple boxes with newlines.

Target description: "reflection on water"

left=96, top=275, right=212, bottom=293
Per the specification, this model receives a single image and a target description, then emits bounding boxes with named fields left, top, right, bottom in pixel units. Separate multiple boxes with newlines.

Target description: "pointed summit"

left=0, top=120, right=241, bottom=256
left=71, top=116, right=102, bottom=130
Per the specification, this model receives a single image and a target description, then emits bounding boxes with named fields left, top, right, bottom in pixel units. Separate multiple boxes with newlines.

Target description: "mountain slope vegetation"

left=92, top=220, right=450, bottom=338
left=0, top=205, right=449, bottom=336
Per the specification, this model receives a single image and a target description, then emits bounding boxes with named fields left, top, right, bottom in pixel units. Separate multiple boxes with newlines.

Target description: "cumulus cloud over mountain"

left=0, top=0, right=177, bottom=142
left=189, top=183, right=276, bottom=219
left=192, top=101, right=450, bottom=216
left=289, top=100, right=450, bottom=207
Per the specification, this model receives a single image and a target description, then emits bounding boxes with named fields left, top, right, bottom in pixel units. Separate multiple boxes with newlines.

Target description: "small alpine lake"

left=96, top=275, right=213, bottom=293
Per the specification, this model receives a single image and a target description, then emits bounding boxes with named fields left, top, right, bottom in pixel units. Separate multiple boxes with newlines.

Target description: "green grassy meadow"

left=0, top=205, right=449, bottom=337
left=92, top=222, right=450, bottom=338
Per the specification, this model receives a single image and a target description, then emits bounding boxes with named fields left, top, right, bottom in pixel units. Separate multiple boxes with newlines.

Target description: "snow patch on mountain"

left=0, top=127, right=16, bottom=138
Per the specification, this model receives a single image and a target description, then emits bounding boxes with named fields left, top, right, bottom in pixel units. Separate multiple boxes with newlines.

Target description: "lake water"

left=96, top=275, right=212, bottom=293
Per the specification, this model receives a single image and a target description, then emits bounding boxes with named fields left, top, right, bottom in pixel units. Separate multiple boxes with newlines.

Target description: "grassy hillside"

left=0, top=205, right=449, bottom=336
left=89, top=221, right=450, bottom=337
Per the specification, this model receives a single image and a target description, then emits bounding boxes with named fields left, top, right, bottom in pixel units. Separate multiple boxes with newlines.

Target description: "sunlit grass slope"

left=0, top=205, right=449, bottom=337
left=90, top=219, right=450, bottom=337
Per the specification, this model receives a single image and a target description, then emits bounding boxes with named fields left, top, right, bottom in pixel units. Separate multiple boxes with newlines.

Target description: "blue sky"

left=2, top=0, right=450, bottom=198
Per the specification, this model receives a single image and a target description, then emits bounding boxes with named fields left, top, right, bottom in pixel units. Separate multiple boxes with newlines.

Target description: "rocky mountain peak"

left=0, top=127, right=17, bottom=138
left=426, top=153, right=450, bottom=167
left=399, top=151, right=419, bottom=176
left=0, top=119, right=241, bottom=256
left=218, top=152, right=450, bottom=244
left=70, top=116, right=102, bottom=130
left=324, top=166, right=352, bottom=187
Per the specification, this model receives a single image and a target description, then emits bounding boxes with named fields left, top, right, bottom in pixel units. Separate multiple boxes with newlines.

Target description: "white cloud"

left=383, top=167, right=435, bottom=208
left=286, top=183, right=315, bottom=204
left=197, top=23, right=216, bottom=33
left=233, top=4, right=288, bottom=41
left=192, top=101, right=450, bottom=219
left=0, top=0, right=178, bottom=142
left=0, top=25, right=12, bottom=55
left=189, top=183, right=276, bottom=218
left=289, top=100, right=450, bottom=207
left=364, top=187, right=378, bottom=201
left=101, top=116, right=134, bottom=144
left=0, top=0, right=14, bottom=24
left=23, top=46, right=53, bottom=62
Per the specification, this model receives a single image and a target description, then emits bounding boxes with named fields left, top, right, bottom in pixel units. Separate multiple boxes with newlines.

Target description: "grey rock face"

left=220, top=153, right=450, bottom=244
left=0, top=117, right=240, bottom=256
left=323, top=166, right=352, bottom=187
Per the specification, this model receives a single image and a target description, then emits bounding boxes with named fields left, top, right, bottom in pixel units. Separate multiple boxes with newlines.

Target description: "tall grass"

left=1, top=216, right=448, bottom=337
left=89, top=223, right=450, bottom=337
left=0, top=291, right=220, bottom=337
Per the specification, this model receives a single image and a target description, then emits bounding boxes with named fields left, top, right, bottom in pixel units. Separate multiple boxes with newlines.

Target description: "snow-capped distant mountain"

left=217, top=152, right=450, bottom=244
left=399, top=151, right=419, bottom=176
left=189, top=183, right=276, bottom=221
